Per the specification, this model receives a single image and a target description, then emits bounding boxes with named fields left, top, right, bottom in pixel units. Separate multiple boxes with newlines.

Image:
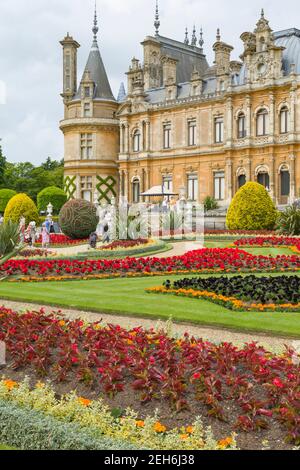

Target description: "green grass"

left=1, top=273, right=300, bottom=337
left=0, top=444, right=15, bottom=450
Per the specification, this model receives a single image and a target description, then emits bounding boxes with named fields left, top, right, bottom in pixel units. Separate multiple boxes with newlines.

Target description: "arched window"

left=259, top=37, right=267, bottom=52
left=280, top=169, right=290, bottom=197
left=257, top=171, right=270, bottom=190
left=280, top=106, right=289, bottom=134
left=237, top=113, right=246, bottom=139
left=132, top=178, right=140, bottom=203
left=133, top=130, right=141, bottom=153
left=238, top=174, right=246, bottom=188
left=256, top=109, right=269, bottom=136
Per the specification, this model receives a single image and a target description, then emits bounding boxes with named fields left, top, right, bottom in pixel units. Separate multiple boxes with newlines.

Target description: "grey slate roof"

left=74, top=39, right=115, bottom=101
left=117, top=82, right=126, bottom=102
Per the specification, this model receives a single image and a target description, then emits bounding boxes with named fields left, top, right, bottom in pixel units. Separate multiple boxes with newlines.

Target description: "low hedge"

left=0, top=400, right=142, bottom=450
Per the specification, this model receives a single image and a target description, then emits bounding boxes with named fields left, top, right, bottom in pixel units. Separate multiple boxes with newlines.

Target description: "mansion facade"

left=60, top=7, right=300, bottom=207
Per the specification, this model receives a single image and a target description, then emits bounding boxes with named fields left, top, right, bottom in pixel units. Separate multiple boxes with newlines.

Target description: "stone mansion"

left=60, top=5, right=300, bottom=207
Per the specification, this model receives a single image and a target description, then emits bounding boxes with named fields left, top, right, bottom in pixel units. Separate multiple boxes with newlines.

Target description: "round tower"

left=60, top=6, right=119, bottom=204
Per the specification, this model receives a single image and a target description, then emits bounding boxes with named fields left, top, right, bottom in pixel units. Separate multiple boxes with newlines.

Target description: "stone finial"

left=216, top=28, right=221, bottom=42
left=154, top=0, right=160, bottom=36
left=184, top=27, right=189, bottom=45
left=191, top=25, right=197, bottom=46
left=199, top=27, right=204, bottom=51
left=92, top=1, right=99, bottom=41
left=261, top=8, right=265, bottom=18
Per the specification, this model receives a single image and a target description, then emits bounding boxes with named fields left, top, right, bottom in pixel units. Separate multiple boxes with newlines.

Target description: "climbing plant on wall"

left=64, top=176, right=77, bottom=200
left=96, top=175, right=116, bottom=204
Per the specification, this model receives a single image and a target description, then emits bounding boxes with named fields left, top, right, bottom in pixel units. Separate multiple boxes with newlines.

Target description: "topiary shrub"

left=37, top=186, right=67, bottom=215
left=0, top=189, right=17, bottom=213
left=59, top=199, right=99, bottom=239
left=226, top=182, right=277, bottom=231
left=4, top=193, right=40, bottom=226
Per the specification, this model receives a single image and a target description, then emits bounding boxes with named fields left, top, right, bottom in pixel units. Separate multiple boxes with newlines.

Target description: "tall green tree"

left=0, top=144, right=6, bottom=186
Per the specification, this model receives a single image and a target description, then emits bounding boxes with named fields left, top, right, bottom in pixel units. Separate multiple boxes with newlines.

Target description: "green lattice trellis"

left=96, top=175, right=117, bottom=204
left=64, top=176, right=77, bottom=200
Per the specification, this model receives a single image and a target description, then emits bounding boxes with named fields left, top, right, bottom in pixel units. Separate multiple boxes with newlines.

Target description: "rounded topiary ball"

left=226, top=182, right=277, bottom=231
left=0, top=189, right=17, bottom=213
left=59, top=199, right=99, bottom=239
left=4, top=193, right=40, bottom=225
left=37, top=186, right=67, bottom=215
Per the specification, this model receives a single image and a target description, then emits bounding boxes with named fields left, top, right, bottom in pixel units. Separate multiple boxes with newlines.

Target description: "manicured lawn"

left=0, top=444, right=15, bottom=450
left=1, top=273, right=300, bottom=337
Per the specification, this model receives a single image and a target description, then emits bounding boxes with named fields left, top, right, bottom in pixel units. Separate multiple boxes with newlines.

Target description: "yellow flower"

left=35, top=382, right=45, bottom=389
left=78, top=397, right=91, bottom=407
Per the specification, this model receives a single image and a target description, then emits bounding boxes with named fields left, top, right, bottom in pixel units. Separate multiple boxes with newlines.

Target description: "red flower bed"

left=234, top=237, right=300, bottom=250
left=0, top=306, right=299, bottom=444
left=2, top=248, right=300, bottom=279
left=35, top=234, right=88, bottom=246
left=101, top=239, right=149, bottom=250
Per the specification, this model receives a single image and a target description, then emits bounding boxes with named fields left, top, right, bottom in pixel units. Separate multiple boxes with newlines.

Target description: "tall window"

left=80, top=176, right=92, bottom=201
left=257, top=172, right=270, bottom=190
left=162, top=176, right=173, bottom=192
left=65, top=54, right=71, bottom=90
left=237, top=113, right=246, bottom=139
left=163, top=123, right=171, bottom=149
left=83, top=103, right=90, bottom=117
left=80, top=133, right=93, bottom=159
left=188, top=120, right=196, bottom=146
left=132, top=178, right=140, bottom=203
left=256, top=109, right=269, bottom=136
left=280, top=106, right=289, bottom=134
left=214, top=117, right=224, bottom=143
left=84, top=86, right=90, bottom=98
left=280, top=170, right=290, bottom=197
left=238, top=174, right=246, bottom=188
left=187, top=175, right=198, bottom=201
left=133, top=130, right=141, bottom=153
left=214, top=171, right=225, bottom=200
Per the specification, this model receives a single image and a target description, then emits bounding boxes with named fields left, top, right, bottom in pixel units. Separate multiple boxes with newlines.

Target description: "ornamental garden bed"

left=148, top=275, right=300, bottom=312
left=0, top=306, right=299, bottom=450
left=2, top=248, right=300, bottom=282
left=35, top=234, right=88, bottom=248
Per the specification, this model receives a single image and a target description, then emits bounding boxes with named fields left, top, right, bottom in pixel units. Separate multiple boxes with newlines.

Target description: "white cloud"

left=0, top=0, right=299, bottom=164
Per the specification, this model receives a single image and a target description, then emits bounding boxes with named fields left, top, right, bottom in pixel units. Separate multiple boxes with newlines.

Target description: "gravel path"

left=2, top=300, right=298, bottom=353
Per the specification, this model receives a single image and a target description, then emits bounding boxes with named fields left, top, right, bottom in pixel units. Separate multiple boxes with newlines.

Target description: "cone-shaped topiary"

left=4, top=193, right=40, bottom=226
left=226, top=182, right=277, bottom=231
left=0, top=189, right=17, bottom=213
left=59, top=199, right=99, bottom=239
left=37, top=186, right=67, bottom=215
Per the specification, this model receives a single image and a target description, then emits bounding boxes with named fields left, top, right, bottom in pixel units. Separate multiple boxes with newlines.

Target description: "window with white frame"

left=256, top=109, right=269, bottom=136
left=132, top=178, right=140, bottom=203
left=162, top=176, right=173, bottom=192
left=80, top=133, right=93, bottom=159
left=163, top=123, right=171, bottom=149
left=133, top=130, right=141, bottom=152
left=187, top=174, right=198, bottom=201
left=214, top=171, right=225, bottom=200
left=83, top=103, right=91, bottom=117
left=214, top=117, right=224, bottom=143
left=80, top=176, right=92, bottom=201
left=280, top=106, right=289, bottom=134
left=188, top=120, right=197, bottom=146
left=237, top=113, right=246, bottom=139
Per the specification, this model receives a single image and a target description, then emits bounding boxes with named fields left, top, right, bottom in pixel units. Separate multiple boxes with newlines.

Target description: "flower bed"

left=0, top=306, right=299, bottom=448
left=35, top=234, right=88, bottom=247
left=234, top=236, right=300, bottom=250
left=18, top=249, right=52, bottom=258
left=2, top=248, right=300, bottom=281
left=148, top=275, right=300, bottom=312
left=101, top=239, right=149, bottom=250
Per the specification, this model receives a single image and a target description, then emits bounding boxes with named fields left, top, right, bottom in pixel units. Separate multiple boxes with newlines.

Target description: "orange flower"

left=186, top=426, right=194, bottom=434
left=3, top=379, right=18, bottom=391
left=136, top=420, right=145, bottom=428
left=180, top=434, right=189, bottom=440
left=78, top=397, right=91, bottom=407
left=59, top=320, right=65, bottom=327
left=154, top=422, right=167, bottom=433
left=218, top=437, right=233, bottom=449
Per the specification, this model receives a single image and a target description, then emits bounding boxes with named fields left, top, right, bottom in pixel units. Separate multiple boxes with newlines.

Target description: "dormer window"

left=84, top=86, right=91, bottom=98
left=259, top=37, right=267, bottom=52
left=83, top=103, right=90, bottom=117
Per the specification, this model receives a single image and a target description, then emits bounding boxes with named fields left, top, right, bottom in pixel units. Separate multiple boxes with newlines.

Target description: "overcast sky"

left=0, top=0, right=299, bottom=165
